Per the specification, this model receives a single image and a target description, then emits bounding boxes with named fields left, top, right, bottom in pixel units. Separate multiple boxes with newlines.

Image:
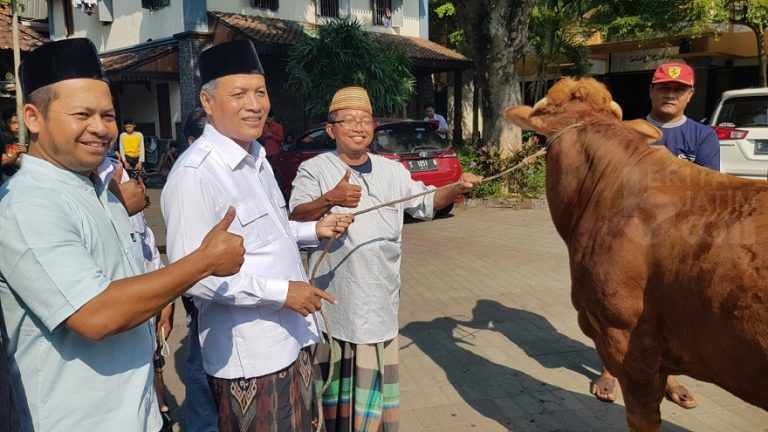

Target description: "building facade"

left=44, top=0, right=468, bottom=151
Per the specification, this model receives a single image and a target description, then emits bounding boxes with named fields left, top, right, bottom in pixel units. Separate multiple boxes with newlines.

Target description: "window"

left=373, top=122, right=448, bottom=155
left=318, top=0, right=339, bottom=18
left=297, top=129, right=336, bottom=151
left=251, top=0, right=279, bottom=11
left=141, top=0, right=170, bottom=10
left=716, top=96, right=768, bottom=128
left=371, top=0, right=392, bottom=26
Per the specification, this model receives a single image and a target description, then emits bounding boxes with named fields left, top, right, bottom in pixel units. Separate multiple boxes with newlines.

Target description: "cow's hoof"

left=590, top=375, right=618, bottom=403
left=665, top=385, right=698, bottom=409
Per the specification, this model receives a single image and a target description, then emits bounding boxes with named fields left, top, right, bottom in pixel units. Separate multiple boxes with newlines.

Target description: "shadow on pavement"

left=399, top=299, right=691, bottom=431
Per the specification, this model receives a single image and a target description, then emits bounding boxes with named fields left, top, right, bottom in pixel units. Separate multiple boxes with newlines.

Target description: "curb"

left=463, top=196, right=548, bottom=210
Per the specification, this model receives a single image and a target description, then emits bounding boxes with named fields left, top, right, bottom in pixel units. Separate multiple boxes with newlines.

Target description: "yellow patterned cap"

left=329, top=86, right=373, bottom=115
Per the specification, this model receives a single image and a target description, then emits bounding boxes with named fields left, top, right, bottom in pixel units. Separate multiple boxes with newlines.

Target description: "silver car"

left=710, top=88, right=768, bottom=180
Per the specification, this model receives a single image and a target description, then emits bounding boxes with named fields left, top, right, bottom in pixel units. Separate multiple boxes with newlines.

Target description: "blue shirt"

left=647, top=115, right=720, bottom=171
left=0, top=156, right=161, bottom=432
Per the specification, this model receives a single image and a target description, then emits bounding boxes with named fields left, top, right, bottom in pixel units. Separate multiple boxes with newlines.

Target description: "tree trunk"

left=757, top=29, right=767, bottom=87
left=482, top=0, right=537, bottom=159
left=11, top=0, right=26, bottom=145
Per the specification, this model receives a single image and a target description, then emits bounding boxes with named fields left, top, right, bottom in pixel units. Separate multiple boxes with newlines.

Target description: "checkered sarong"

left=314, top=337, right=400, bottom=432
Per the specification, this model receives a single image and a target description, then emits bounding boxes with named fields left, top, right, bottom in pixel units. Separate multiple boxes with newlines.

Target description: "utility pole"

left=11, top=0, right=27, bottom=145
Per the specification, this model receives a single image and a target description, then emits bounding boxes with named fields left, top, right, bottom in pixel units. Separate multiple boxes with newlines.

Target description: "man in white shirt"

left=424, top=105, right=449, bottom=139
left=161, top=40, right=353, bottom=432
left=290, top=86, right=481, bottom=431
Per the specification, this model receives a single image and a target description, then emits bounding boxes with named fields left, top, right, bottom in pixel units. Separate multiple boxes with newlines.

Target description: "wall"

left=169, top=81, right=181, bottom=136
left=118, top=82, right=158, bottom=132
left=349, top=0, right=421, bottom=38
left=115, top=81, right=181, bottom=141
left=210, top=0, right=316, bottom=22
left=51, top=0, right=185, bottom=52
left=212, top=0, right=424, bottom=38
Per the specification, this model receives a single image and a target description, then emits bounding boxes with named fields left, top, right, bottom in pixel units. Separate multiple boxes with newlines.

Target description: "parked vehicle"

left=710, top=88, right=768, bottom=180
left=268, top=119, right=463, bottom=215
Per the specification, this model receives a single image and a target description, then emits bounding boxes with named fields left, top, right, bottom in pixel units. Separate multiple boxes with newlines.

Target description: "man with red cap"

left=590, top=62, right=718, bottom=409
left=645, top=62, right=719, bottom=170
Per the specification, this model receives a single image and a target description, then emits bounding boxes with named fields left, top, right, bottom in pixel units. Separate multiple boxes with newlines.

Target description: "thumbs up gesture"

left=323, top=170, right=362, bottom=208
left=198, top=207, right=246, bottom=277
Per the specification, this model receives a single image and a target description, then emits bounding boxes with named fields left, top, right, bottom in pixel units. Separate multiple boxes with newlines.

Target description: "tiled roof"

left=0, top=13, right=47, bottom=52
left=209, top=11, right=471, bottom=69
left=100, top=39, right=178, bottom=73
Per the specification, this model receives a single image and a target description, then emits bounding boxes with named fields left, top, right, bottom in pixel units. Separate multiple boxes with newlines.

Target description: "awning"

left=100, top=38, right=179, bottom=80
left=0, top=13, right=47, bottom=51
left=209, top=11, right=472, bottom=71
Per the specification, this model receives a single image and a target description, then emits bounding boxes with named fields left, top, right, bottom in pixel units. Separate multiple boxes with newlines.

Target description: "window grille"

left=372, top=0, right=393, bottom=26
left=251, top=0, right=279, bottom=11
left=318, top=0, right=339, bottom=18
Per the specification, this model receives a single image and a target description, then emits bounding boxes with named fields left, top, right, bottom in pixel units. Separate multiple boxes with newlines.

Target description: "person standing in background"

left=261, top=112, right=284, bottom=156
left=424, top=105, right=449, bottom=139
left=1, top=112, right=23, bottom=179
left=119, top=119, right=145, bottom=172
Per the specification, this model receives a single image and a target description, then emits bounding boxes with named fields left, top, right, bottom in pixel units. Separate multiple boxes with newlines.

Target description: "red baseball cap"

left=652, top=63, right=694, bottom=86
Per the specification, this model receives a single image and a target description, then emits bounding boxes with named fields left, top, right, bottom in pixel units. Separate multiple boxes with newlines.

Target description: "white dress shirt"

left=161, top=124, right=321, bottom=379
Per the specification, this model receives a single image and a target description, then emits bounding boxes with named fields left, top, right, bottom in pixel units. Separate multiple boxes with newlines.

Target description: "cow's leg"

left=596, top=327, right=665, bottom=432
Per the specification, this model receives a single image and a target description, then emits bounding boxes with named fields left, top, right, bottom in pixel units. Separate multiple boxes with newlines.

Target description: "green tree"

left=588, top=0, right=768, bottom=86
left=528, top=0, right=593, bottom=100
left=286, top=18, right=414, bottom=118
left=429, top=0, right=537, bottom=158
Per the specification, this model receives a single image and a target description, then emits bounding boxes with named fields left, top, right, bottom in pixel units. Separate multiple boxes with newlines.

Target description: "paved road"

left=144, top=192, right=768, bottom=432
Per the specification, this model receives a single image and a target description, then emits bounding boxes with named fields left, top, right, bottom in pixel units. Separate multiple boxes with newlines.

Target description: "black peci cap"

left=20, top=38, right=106, bottom=98
left=198, top=39, right=264, bottom=86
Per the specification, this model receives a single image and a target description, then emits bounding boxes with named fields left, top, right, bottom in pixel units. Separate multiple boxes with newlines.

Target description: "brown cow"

left=505, top=77, right=768, bottom=431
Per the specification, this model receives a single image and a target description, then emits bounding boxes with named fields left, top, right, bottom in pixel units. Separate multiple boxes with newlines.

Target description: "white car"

left=710, top=88, right=768, bottom=180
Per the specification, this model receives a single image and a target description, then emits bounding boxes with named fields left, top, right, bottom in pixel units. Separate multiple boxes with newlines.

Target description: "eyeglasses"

left=330, top=118, right=375, bottom=129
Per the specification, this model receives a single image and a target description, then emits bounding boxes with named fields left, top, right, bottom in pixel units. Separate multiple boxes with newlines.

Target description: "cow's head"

left=505, top=77, right=661, bottom=142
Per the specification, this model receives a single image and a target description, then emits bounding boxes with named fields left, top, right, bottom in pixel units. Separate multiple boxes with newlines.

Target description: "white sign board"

left=610, top=47, right=680, bottom=73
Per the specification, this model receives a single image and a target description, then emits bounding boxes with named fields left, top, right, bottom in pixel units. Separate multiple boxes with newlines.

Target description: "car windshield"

left=296, top=129, right=336, bottom=151
left=716, top=96, right=768, bottom=128
left=373, top=122, right=448, bottom=154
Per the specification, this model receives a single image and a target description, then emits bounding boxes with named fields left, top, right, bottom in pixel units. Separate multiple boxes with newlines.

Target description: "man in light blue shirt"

left=0, top=38, right=246, bottom=432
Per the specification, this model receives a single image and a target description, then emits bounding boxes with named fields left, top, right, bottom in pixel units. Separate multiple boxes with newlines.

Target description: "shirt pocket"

left=234, top=202, right=272, bottom=250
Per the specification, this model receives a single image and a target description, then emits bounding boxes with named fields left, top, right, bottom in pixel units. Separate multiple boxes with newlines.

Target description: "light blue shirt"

left=0, top=156, right=161, bottom=432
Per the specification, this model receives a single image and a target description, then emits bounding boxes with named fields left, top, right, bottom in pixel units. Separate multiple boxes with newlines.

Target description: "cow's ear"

left=504, top=106, right=546, bottom=134
left=623, top=119, right=662, bottom=143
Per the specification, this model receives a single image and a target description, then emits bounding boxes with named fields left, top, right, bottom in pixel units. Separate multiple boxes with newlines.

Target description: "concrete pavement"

left=144, top=192, right=768, bottom=431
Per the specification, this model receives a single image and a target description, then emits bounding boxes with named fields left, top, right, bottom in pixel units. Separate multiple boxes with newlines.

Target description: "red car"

left=268, top=119, right=463, bottom=215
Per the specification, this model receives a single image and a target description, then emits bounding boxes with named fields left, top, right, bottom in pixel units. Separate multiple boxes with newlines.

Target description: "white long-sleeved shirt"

left=161, top=124, right=320, bottom=379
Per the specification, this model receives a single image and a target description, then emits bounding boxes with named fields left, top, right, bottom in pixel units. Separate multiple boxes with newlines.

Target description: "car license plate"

left=755, top=140, right=768, bottom=155
left=408, top=159, right=438, bottom=172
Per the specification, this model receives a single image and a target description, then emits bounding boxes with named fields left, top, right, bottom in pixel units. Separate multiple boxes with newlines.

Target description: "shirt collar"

left=646, top=115, right=688, bottom=129
left=202, top=123, right=265, bottom=171
left=20, top=155, right=96, bottom=191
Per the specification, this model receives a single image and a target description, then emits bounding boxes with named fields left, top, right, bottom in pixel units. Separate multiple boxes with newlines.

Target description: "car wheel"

left=435, top=203, right=454, bottom=218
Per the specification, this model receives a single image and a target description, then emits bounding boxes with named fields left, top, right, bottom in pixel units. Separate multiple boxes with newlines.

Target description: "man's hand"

left=454, top=172, right=483, bottom=194
left=136, top=162, right=144, bottom=172
left=113, top=164, right=148, bottom=216
left=316, top=213, right=354, bottom=240
left=156, top=303, right=174, bottom=339
left=323, top=171, right=362, bottom=208
left=284, top=281, right=336, bottom=316
left=198, top=207, right=245, bottom=277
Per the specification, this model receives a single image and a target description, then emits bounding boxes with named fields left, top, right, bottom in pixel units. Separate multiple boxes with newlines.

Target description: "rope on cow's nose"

left=309, top=140, right=558, bottom=432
